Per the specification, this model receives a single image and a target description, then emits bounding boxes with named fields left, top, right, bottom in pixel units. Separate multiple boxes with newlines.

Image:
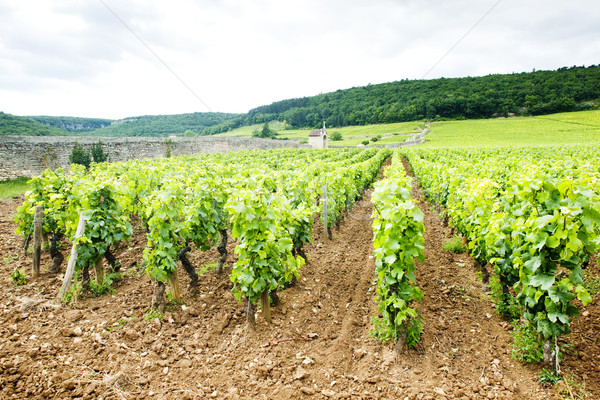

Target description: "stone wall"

left=0, top=136, right=300, bottom=181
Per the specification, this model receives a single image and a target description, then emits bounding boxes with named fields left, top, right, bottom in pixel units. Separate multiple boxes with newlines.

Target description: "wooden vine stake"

left=260, top=290, right=271, bottom=323
left=94, top=257, right=105, bottom=286
left=245, top=300, right=256, bottom=330
left=168, top=270, right=181, bottom=302
left=58, top=213, right=89, bottom=301
left=394, top=330, right=407, bottom=356
left=32, top=205, right=43, bottom=278
left=543, top=336, right=561, bottom=376
left=322, top=184, right=328, bottom=241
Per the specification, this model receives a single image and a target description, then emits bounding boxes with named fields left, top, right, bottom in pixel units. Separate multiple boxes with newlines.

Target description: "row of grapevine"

left=15, top=148, right=391, bottom=323
left=371, top=152, right=425, bottom=350
left=226, top=176, right=305, bottom=325
left=15, top=166, right=133, bottom=290
left=402, top=144, right=600, bottom=370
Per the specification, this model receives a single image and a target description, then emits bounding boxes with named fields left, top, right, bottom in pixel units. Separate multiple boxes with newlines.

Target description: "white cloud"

left=0, top=0, right=599, bottom=119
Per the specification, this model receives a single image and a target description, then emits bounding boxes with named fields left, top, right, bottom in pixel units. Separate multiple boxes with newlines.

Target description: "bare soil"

left=0, top=168, right=598, bottom=399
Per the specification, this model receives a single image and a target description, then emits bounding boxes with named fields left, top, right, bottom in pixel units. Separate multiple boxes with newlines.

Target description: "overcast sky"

left=1, top=0, right=599, bottom=120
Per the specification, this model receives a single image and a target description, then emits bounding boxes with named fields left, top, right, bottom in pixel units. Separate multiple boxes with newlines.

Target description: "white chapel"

left=308, top=122, right=328, bottom=149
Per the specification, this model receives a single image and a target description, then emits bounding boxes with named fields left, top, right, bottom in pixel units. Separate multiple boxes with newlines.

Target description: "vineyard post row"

left=14, top=148, right=392, bottom=327
left=401, top=145, right=600, bottom=373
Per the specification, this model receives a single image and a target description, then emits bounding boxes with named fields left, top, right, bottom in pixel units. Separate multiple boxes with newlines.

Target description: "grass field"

left=423, top=110, right=600, bottom=148
left=215, top=121, right=423, bottom=146
left=214, top=110, right=600, bottom=148
left=0, top=177, right=30, bottom=200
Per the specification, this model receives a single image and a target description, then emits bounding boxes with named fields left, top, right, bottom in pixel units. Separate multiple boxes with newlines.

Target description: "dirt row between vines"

left=0, top=162, right=597, bottom=399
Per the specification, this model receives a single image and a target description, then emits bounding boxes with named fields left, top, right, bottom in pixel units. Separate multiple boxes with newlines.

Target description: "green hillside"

left=423, top=109, right=600, bottom=148
left=30, top=116, right=113, bottom=132
left=217, top=120, right=424, bottom=146
left=88, top=112, right=242, bottom=137
left=0, top=112, right=69, bottom=136
left=0, top=112, right=241, bottom=137
left=202, top=65, right=600, bottom=135
left=217, top=110, right=600, bottom=148
left=4, top=65, right=599, bottom=138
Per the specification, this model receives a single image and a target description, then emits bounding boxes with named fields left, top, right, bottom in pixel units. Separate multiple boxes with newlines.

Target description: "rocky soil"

left=0, top=168, right=598, bottom=399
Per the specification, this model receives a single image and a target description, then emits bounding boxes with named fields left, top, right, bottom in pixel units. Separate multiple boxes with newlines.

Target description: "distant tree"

left=262, top=122, right=276, bottom=138
left=252, top=122, right=277, bottom=138
left=69, top=141, right=91, bottom=169
left=330, top=131, right=343, bottom=141
left=90, top=139, right=108, bottom=163
left=165, top=138, right=173, bottom=158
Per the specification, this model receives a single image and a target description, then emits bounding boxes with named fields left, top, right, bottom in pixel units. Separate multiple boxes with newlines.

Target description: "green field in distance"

left=215, top=110, right=600, bottom=148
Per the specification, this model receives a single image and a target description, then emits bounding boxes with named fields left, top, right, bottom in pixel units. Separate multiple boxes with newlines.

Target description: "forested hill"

left=0, top=112, right=67, bottom=136
left=83, top=112, right=241, bottom=137
left=4, top=65, right=599, bottom=137
left=1, top=112, right=241, bottom=137
left=30, top=116, right=113, bottom=132
left=201, top=65, right=600, bottom=134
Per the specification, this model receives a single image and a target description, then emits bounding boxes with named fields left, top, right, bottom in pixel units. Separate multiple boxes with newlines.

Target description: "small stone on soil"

left=294, top=366, right=308, bottom=381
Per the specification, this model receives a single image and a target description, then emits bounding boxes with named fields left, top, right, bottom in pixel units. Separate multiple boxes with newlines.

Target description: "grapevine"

left=13, top=148, right=390, bottom=326
left=402, top=145, right=600, bottom=370
left=371, top=153, right=425, bottom=350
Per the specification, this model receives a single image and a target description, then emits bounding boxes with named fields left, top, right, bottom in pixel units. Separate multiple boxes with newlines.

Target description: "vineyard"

left=12, top=148, right=389, bottom=317
left=404, top=144, right=600, bottom=365
left=0, top=145, right=598, bottom=399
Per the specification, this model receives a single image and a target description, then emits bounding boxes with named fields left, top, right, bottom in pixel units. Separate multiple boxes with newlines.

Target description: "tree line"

left=30, top=116, right=113, bottom=132
left=201, top=65, right=600, bottom=134
left=87, top=112, right=241, bottom=137
left=3, top=65, right=599, bottom=137
left=0, top=112, right=241, bottom=137
left=0, top=112, right=67, bottom=136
